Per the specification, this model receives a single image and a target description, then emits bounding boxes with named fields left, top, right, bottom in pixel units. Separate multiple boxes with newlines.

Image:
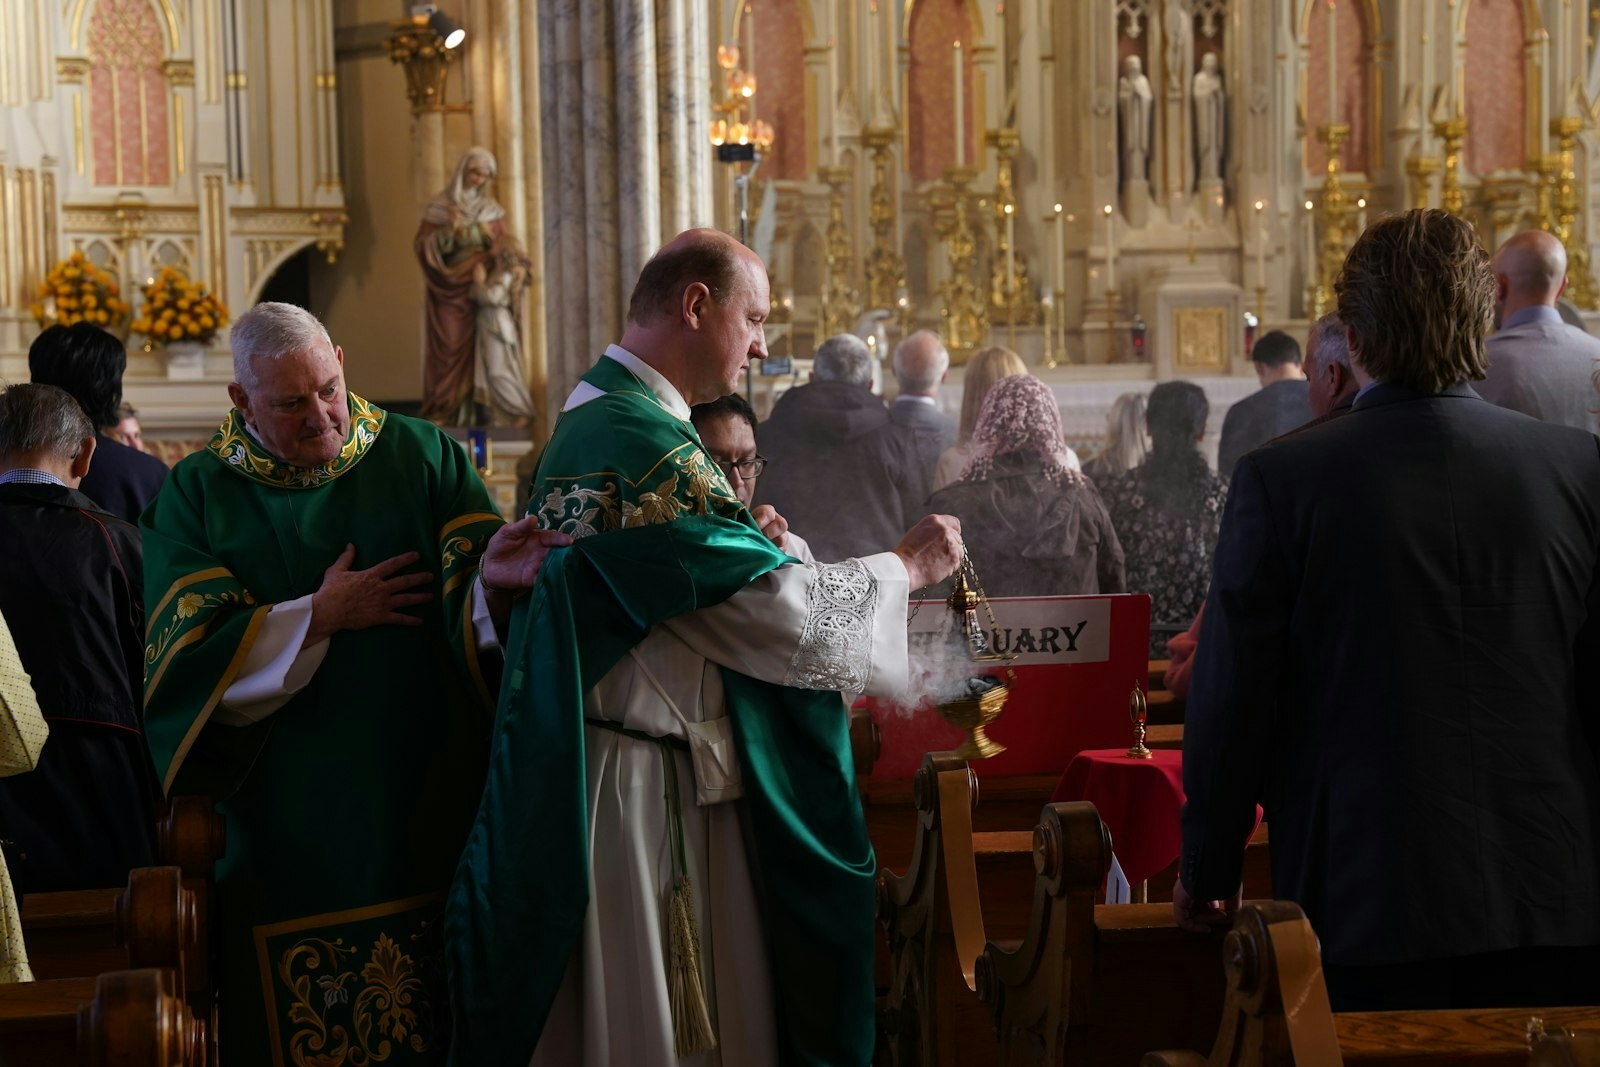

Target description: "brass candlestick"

left=1404, top=154, right=1441, bottom=209
left=1550, top=116, right=1599, bottom=309
left=1104, top=289, right=1120, bottom=361
left=1433, top=115, right=1468, bottom=217
left=1126, top=684, right=1152, bottom=759
left=1041, top=294, right=1059, bottom=369
left=1311, top=123, right=1356, bottom=320
left=862, top=126, right=907, bottom=311
left=987, top=128, right=1035, bottom=345
left=936, top=166, right=988, bottom=362
left=819, top=164, right=861, bottom=337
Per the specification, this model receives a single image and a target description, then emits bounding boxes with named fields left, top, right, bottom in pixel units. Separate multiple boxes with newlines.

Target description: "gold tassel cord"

left=662, top=737, right=717, bottom=1055
left=668, top=876, right=717, bottom=1056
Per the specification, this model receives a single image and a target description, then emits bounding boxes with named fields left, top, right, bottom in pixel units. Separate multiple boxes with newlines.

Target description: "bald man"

left=1479, top=229, right=1600, bottom=434
left=890, top=329, right=959, bottom=495
left=447, top=228, right=965, bottom=1067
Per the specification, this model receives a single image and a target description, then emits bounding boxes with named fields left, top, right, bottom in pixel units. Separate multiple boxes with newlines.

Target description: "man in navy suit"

left=1177, top=209, right=1600, bottom=1011
left=30, top=323, right=168, bottom=522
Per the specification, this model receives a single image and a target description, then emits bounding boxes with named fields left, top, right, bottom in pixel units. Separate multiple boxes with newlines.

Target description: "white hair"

left=1309, top=312, right=1350, bottom=370
left=893, top=329, right=951, bottom=393
left=231, top=302, right=333, bottom=389
left=814, top=333, right=874, bottom=386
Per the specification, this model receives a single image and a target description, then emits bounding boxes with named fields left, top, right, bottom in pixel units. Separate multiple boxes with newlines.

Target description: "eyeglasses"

left=714, top=455, right=767, bottom=479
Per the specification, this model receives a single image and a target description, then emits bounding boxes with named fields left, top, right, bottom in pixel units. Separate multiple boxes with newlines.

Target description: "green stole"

left=444, top=357, right=877, bottom=1067
left=142, top=396, right=504, bottom=1066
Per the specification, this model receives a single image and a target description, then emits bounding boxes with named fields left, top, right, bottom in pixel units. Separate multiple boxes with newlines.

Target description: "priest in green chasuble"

left=141, top=302, right=568, bottom=1067
left=445, top=230, right=964, bottom=1066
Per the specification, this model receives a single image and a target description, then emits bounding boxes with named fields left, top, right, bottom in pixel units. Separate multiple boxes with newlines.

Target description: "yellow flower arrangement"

left=28, top=251, right=129, bottom=331
left=131, top=266, right=229, bottom=347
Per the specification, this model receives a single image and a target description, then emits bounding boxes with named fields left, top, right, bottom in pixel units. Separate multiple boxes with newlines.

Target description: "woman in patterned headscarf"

left=927, top=374, right=1125, bottom=597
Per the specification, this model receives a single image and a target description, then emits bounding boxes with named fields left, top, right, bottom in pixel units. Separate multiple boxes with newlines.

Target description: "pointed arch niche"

left=906, top=0, right=977, bottom=183
left=1302, top=0, right=1377, bottom=176
left=86, top=0, right=172, bottom=187
left=734, top=0, right=809, bottom=181
left=1463, top=0, right=1531, bottom=175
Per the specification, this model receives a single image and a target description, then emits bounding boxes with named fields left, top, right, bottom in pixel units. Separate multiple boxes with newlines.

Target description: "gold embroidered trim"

left=535, top=443, right=741, bottom=538
left=206, top=394, right=387, bottom=490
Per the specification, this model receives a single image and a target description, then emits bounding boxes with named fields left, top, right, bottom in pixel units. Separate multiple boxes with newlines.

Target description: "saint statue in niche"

left=471, top=244, right=537, bottom=428
left=1162, top=0, right=1194, bottom=98
left=1119, top=55, right=1155, bottom=184
left=415, top=146, right=530, bottom=426
left=1193, top=51, right=1227, bottom=183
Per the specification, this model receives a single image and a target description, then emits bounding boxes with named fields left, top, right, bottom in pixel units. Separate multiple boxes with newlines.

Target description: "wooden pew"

left=877, top=753, right=1039, bottom=1066
left=22, top=866, right=194, bottom=986
left=975, top=801, right=1236, bottom=1066
left=1533, top=1033, right=1600, bottom=1066
left=0, top=968, right=204, bottom=1066
left=1142, top=902, right=1600, bottom=1066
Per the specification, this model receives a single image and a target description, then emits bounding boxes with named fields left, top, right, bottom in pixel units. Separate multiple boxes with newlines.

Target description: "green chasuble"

left=445, top=357, right=878, bottom=1066
left=141, top=395, right=503, bottom=1067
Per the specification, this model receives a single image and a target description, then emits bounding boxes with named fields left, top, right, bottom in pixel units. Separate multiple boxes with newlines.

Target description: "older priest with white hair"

left=445, top=229, right=963, bottom=1067
left=140, top=302, right=565, bottom=1066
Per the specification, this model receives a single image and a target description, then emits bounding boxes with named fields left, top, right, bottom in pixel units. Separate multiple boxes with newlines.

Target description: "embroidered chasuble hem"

left=161, top=604, right=269, bottom=794
left=255, top=891, right=447, bottom=1067
left=149, top=565, right=236, bottom=624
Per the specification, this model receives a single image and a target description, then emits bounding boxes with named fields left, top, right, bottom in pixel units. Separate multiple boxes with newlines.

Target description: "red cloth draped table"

left=1051, top=749, right=1264, bottom=894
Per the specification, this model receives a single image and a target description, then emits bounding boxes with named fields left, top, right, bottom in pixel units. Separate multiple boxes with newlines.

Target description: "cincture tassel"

left=662, top=741, right=717, bottom=1055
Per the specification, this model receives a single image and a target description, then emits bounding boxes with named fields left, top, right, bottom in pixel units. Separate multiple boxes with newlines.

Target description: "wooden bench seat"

left=1142, top=901, right=1600, bottom=1066
left=0, top=968, right=203, bottom=1065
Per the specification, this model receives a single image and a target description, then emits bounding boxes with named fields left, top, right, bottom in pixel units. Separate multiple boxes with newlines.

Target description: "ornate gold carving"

left=1433, top=116, right=1468, bottom=217
left=1548, top=116, right=1599, bottom=308
left=311, top=210, right=348, bottom=265
left=818, top=165, right=861, bottom=338
left=56, top=57, right=91, bottom=84
left=986, top=127, right=1036, bottom=341
left=161, top=59, right=194, bottom=86
left=204, top=174, right=226, bottom=303
left=1173, top=306, right=1228, bottom=372
left=934, top=166, right=988, bottom=363
left=73, top=91, right=85, bottom=175
left=206, top=395, right=387, bottom=491
left=862, top=126, right=907, bottom=312
left=386, top=17, right=457, bottom=114
left=225, top=72, right=247, bottom=90
left=41, top=172, right=57, bottom=269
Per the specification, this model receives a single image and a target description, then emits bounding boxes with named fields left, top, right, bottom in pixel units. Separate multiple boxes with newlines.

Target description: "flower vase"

left=164, top=340, right=207, bottom=380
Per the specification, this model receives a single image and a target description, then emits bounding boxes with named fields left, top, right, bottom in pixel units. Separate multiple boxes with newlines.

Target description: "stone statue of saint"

left=470, top=243, right=537, bottom=428
left=1119, top=55, right=1155, bottom=182
left=1163, top=0, right=1194, bottom=98
left=415, top=146, right=510, bottom=425
left=1193, top=52, right=1227, bottom=183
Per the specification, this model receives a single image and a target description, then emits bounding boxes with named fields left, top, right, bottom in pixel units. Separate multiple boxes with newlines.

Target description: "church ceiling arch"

left=70, top=0, right=180, bottom=53
left=246, top=237, right=319, bottom=308
left=1453, top=0, right=1543, bottom=35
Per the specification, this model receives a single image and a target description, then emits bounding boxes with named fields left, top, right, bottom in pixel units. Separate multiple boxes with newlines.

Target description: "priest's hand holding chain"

left=894, top=515, right=964, bottom=591
left=305, top=545, right=435, bottom=647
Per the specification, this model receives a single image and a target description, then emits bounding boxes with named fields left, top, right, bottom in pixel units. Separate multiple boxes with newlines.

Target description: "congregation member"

left=1216, top=329, right=1311, bottom=476
left=757, top=332, right=924, bottom=560
left=1178, top=209, right=1600, bottom=1012
left=889, top=329, right=959, bottom=488
left=932, top=345, right=1029, bottom=491
left=1082, top=391, right=1149, bottom=484
left=691, top=392, right=814, bottom=562
left=0, top=383, right=158, bottom=895
left=1163, top=311, right=1358, bottom=699
left=446, top=229, right=964, bottom=1067
left=140, top=302, right=566, bottom=1065
left=1099, top=381, right=1228, bottom=656
left=928, top=374, right=1124, bottom=597
left=1304, top=310, right=1359, bottom=424
left=29, top=322, right=168, bottom=521
left=106, top=402, right=145, bottom=452
left=1478, top=228, right=1600, bottom=433
left=0, top=608, right=39, bottom=983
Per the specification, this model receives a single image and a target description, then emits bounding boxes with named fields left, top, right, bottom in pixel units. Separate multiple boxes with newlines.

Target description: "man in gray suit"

left=1480, top=229, right=1600, bottom=434
left=1217, top=330, right=1312, bottom=476
left=890, top=330, right=959, bottom=493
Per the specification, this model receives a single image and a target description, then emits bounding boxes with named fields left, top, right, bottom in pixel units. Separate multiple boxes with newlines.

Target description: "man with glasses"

left=691, top=393, right=814, bottom=562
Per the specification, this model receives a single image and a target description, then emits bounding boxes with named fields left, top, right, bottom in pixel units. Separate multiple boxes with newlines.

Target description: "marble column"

left=537, top=0, right=714, bottom=420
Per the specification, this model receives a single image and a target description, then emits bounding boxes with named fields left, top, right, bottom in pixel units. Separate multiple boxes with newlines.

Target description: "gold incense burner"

left=935, top=559, right=1017, bottom=760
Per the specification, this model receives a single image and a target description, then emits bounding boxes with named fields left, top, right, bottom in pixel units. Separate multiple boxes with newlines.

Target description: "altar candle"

left=1303, top=199, right=1316, bottom=285
left=746, top=3, right=757, bottom=124
left=866, top=1, right=877, bottom=104
left=1053, top=203, right=1066, bottom=295
left=829, top=38, right=840, bottom=164
left=1004, top=203, right=1016, bottom=285
left=1540, top=30, right=1552, bottom=154
left=1558, top=0, right=1571, bottom=118
left=1446, top=0, right=1460, bottom=116
left=1254, top=200, right=1267, bottom=283
left=1356, top=196, right=1368, bottom=233
left=1103, top=204, right=1116, bottom=290
left=1327, top=0, right=1339, bottom=124
left=953, top=41, right=965, bottom=166
left=1419, top=0, right=1434, bottom=138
